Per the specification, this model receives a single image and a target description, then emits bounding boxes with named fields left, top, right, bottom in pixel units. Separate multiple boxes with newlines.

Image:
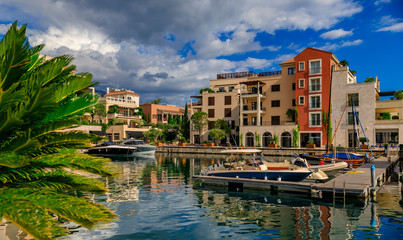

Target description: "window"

left=225, top=96, right=231, bottom=105
left=292, top=83, right=296, bottom=90
left=208, top=121, right=214, bottom=130
left=310, top=95, right=321, bottom=109
left=310, top=113, right=321, bottom=127
left=292, top=99, right=296, bottom=107
left=298, top=79, right=305, bottom=88
left=224, top=108, right=231, bottom=117
left=251, top=102, right=257, bottom=110
left=271, top=100, right=280, bottom=107
left=208, top=97, right=215, bottom=106
left=231, top=120, right=235, bottom=129
left=348, top=93, right=359, bottom=106
left=309, top=77, right=321, bottom=92
left=153, top=114, right=156, bottom=119
left=299, top=61, right=305, bottom=71
left=229, top=86, right=234, bottom=92
left=271, top=84, right=280, bottom=92
left=219, top=87, right=225, bottom=92
left=298, top=96, right=305, bottom=105
left=208, top=109, right=215, bottom=118
left=347, top=112, right=359, bottom=125
left=309, top=59, right=321, bottom=75
left=272, top=116, right=280, bottom=125
left=288, top=67, right=295, bottom=75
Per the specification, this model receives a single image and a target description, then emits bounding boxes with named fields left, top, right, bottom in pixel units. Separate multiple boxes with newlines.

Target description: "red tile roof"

left=280, top=58, right=295, bottom=64
left=104, top=91, right=140, bottom=96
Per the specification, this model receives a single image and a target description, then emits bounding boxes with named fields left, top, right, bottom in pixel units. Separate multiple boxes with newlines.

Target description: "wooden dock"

left=193, top=155, right=401, bottom=199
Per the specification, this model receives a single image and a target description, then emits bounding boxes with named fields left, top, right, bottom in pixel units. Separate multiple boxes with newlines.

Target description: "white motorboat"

left=201, top=149, right=326, bottom=182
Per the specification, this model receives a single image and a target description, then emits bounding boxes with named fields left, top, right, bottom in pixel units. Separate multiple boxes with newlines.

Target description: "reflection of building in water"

left=105, top=159, right=156, bottom=203
left=195, top=190, right=381, bottom=239
left=0, top=220, right=34, bottom=240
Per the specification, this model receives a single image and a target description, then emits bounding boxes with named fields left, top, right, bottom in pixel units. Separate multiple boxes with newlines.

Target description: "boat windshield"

left=122, top=140, right=146, bottom=145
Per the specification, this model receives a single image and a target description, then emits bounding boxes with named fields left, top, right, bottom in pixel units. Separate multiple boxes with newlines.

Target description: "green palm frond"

left=0, top=188, right=117, bottom=239
left=0, top=22, right=118, bottom=239
left=0, top=153, right=31, bottom=168
left=34, top=152, right=118, bottom=177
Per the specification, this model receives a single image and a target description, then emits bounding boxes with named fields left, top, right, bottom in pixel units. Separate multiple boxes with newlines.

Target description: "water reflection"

left=61, top=154, right=402, bottom=239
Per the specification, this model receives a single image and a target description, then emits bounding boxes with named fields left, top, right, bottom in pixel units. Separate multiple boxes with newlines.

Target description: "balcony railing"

left=243, top=106, right=266, bottom=111
left=258, top=70, right=282, bottom=76
left=309, top=67, right=321, bottom=75
left=242, top=121, right=295, bottom=126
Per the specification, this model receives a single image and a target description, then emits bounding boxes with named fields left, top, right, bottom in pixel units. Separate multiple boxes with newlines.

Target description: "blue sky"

left=0, top=0, right=402, bottom=106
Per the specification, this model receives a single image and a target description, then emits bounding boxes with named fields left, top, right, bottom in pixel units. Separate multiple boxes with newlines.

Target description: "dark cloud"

left=138, top=72, right=169, bottom=82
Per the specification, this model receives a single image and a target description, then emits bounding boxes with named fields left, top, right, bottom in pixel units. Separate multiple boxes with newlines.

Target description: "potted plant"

left=207, top=141, right=214, bottom=147
left=359, top=137, right=369, bottom=149
left=268, top=134, right=278, bottom=148
left=155, top=140, right=162, bottom=146
left=202, top=141, right=208, bottom=147
left=178, top=136, right=187, bottom=146
left=306, top=139, right=316, bottom=148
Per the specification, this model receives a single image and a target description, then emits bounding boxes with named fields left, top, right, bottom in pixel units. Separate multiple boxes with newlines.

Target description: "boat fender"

left=319, top=160, right=324, bottom=165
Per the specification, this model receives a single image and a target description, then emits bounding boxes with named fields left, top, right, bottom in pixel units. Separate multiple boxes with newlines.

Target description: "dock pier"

left=193, top=155, right=401, bottom=199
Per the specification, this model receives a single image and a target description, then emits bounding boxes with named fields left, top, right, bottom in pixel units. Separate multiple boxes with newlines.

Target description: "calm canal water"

left=66, top=153, right=403, bottom=240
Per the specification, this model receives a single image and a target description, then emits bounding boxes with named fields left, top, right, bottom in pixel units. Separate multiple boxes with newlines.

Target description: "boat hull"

left=207, top=170, right=312, bottom=182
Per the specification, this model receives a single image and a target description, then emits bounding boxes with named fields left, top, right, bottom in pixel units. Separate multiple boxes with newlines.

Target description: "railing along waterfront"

left=242, top=121, right=296, bottom=126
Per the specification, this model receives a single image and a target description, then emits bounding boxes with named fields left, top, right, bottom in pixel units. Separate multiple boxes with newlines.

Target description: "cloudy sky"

left=0, top=0, right=402, bottom=106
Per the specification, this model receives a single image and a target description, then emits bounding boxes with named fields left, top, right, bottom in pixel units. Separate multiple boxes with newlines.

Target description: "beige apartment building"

left=190, top=74, right=241, bottom=144
left=190, top=63, right=298, bottom=147
left=332, top=68, right=403, bottom=147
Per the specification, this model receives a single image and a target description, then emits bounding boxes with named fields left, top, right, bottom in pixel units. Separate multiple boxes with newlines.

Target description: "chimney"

left=107, top=87, right=110, bottom=94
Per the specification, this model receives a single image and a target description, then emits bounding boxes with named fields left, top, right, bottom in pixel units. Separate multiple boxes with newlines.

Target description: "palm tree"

left=0, top=22, right=117, bottom=239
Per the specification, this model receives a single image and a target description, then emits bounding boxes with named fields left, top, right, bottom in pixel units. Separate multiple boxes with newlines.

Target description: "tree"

left=0, top=22, right=117, bottom=239
left=394, top=90, right=403, bottom=100
left=286, top=108, right=296, bottom=122
left=137, top=107, right=144, bottom=118
left=151, top=98, right=162, bottom=104
left=364, top=77, right=375, bottom=82
left=322, top=109, right=332, bottom=149
left=191, top=111, right=209, bottom=142
left=181, top=103, right=190, bottom=140
left=340, top=59, right=349, bottom=66
left=90, top=102, right=106, bottom=123
left=108, top=104, right=119, bottom=113
left=143, top=128, right=162, bottom=142
left=208, top=128, right=226, bottom=145
left=199, top=88, right=214, bottom=94
left=213, top=119, right=231, bottom=143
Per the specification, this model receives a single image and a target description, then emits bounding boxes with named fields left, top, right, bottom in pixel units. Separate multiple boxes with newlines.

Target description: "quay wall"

left=156, top=145, right=385, bottom=157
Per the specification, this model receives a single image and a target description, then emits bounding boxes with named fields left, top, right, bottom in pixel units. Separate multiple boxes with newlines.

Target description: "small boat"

left=201, top=149, right=322, bottom=182
left=87, top=139, right=156, bottom=157
left=299, top=152, right=366, bottom=167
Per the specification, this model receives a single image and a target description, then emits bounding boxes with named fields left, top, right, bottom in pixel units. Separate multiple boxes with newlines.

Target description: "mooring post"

left=371, top=164, right=376, bottom=197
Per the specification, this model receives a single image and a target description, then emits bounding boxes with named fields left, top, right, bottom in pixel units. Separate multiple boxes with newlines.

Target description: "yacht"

left=87, top=139, right=156, bottom=157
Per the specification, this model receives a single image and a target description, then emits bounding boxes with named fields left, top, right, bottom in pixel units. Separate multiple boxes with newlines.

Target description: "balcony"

left=241, top=91, right=266, bottom=99
left=242, top=106, right=266, bottom=114
left=309, top=67, right=321, bottom=75
left=243, top=121, right=296, bottom=126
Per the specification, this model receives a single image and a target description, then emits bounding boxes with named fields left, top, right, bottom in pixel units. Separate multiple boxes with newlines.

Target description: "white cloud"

left=377, top=22, right=403, bottom=32
left=375, top=0, right=391, bottom=6
left=318, top=39, right=363, bottom=51
left=320, top=29, right=353, bottom=39
left=0, top=0, right=364, bottom=106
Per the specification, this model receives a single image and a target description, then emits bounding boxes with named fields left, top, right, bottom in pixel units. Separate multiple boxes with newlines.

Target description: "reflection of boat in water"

left=87, top=139, right=156, bottom=158
left=201, top=149, right=326, bottom=182
left=299, top=152, right=366, bottom=167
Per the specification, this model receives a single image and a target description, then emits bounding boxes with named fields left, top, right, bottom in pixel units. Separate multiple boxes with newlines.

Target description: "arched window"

left=246, top=132, right=254, bottom=147
left=263, top=132, right=272, bottom=147
left=281, top=132, right=292, bottom=147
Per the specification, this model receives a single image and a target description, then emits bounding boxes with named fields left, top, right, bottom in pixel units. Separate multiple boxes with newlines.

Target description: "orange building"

left=294, top=48, right=339, bottom=147
left=141, top=103, right=189, bottom=125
